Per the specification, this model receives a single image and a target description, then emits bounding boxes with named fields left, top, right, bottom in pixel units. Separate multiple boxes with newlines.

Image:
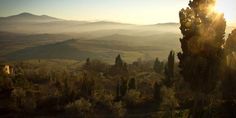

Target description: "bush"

left=112, top=101, right=126, bottom=118
left=160, top=86, right=179, bottom=117
left=65, top=98, right=92, bottom=117
left=93, top=90, right=114, bottom=108
left=0, top=77, right=13, bottom=94
left=10, top=88, right=36, bottom=112
left=124, top=90, right=142, bottom=107
left=153, top=82, right=162, bottom=107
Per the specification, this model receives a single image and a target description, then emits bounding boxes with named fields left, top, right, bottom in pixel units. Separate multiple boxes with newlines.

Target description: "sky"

left=0, top=0, right=235, bottom=25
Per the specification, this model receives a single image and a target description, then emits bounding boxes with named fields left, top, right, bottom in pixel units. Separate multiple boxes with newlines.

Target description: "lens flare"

left=214, top=0, right=236, bottom=25
left=214, top=0, right=223, bottom=13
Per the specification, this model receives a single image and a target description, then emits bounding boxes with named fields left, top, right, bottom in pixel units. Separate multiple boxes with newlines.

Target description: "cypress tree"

left=164, top=50, right=175, bottom=87
left=178, top=0, right=226, bottom=117
left=127, top=78, right=136, bottom=90
left=153, top=82, right=162, bottom=105
left=153, top=57, right=164, bottom=73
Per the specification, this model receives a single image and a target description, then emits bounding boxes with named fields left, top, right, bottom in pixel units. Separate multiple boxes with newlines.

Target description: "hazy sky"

left=0, top=0, right=235, bottom=25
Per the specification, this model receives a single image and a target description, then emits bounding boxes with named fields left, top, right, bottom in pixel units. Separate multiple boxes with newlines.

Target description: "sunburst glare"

left=214, top=0, right=236, bottom=25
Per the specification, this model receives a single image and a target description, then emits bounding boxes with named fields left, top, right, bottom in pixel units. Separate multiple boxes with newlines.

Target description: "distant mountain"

left=0, top=13, right=136, bottom=33
left=0, top=12, right=232, bottom=34
left=0, top=12, right=62, bottom=23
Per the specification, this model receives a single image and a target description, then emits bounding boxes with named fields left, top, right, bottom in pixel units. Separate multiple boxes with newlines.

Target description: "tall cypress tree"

left=226, top=29, right=236, bottom=54
left=222, top=29, right=236, bottom=117
left=115, top=54, right=123, bottom=67
left=178, top=0, right=226, bottom=117
left=153, top=57, right=164, bottom=73
left=164, top=50, right=175, bottom=87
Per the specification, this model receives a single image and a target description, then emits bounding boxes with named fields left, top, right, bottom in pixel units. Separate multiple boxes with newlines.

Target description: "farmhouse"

left=0, top=64, right=14, bottom=76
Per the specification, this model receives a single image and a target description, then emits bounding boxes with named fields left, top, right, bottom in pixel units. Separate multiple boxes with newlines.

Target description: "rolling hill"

left=1, top=33, right=180, bottom=63
left=0, top=13, right=235, bottom=63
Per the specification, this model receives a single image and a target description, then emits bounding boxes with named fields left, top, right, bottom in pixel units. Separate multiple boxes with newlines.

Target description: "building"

left=0, top=64, right=14, bottom=76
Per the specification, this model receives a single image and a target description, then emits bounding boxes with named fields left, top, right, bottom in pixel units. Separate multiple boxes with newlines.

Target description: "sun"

left=214, top=0, right=236, bottom=24
left=206, top=0, right=223, bottom=14
left=207, top=0, right=236, bottom=26
left=214, top=0, right=224, bottom=13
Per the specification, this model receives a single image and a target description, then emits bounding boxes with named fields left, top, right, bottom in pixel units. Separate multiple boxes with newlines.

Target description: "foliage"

left=11, top=88, right=37, bottom=112
left=116, top=54, right=124, bottom=67
left=116, top=77, right=128, bottom=100
left=153, top=58, right=164, bottom=74
left=160, top=86, right=179, bottom=118
left=65, top=98, right=92, bottom=117
left=79, top=73, right=95, bottom=98
left=124, top=90, right=142, bottom=106
left=225, top=29, right=236, bottom=70
left=221, top=29, right=236, bottom=118
left=109, top=54, right=128, bottom=76
left=164, top=50, right=175, bottom=87
left=226, top=29, right=236, bottom=53
left=153, top=82, right=162, bottom=105
left=0, top=77, right=13, bottom=93
left=178, top=0, right=226, bottom=92
left=178, top=0, right=226, bottom=117
left=93, top=90, right=114, bottom=108
left=127, top=77, right=136, bottom=90
left=111, top=101, right=127, bottom=118
left=82, top=58, right=108, bottom=73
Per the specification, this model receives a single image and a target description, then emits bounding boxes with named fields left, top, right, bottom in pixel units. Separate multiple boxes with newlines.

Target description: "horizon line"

left=0, top=12, right=235, bottom=26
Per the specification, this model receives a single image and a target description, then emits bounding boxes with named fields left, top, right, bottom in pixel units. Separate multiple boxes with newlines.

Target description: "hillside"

left=2, top=33, right=180, bottom=63
left=0, top=13, right=234, bottom=63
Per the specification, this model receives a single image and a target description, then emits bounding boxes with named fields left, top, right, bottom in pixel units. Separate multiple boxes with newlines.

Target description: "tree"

left=225, top=29, right=236, bottom=70
left=225, top=29, right=236, bottom=53
left=116, top=81, right=121, bottom=100
left=110, top=54, right=128, bottom=76
left=153, top=82, right=162, bottom=106
left=80, top=73, right=95, bottom=98
left=178, top=0, right=226, bottom=117
left=116, top=77, right=128, bottom=100
left=222, top=29, right=236, bottom=118
left=82, top=58, right=91, bottom=71
left=115, top=54, right=123, bottom=67
left=164, top=50, right=175, bottom=87
left=127, top=78, right=136, bottom=90
left=153, top=58, right=164, bottom=73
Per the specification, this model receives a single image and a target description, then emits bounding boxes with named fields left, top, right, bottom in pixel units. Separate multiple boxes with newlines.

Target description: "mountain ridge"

left=0, top=12, right=179, bottom=26
left=0, top=12, right=63, bottom=23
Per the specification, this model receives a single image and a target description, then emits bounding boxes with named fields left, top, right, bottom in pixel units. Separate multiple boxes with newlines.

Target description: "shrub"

left=0, top=77, right=13, bottom=94
left=112, top=101, right=126, bottom=118
left=124, top=90, right=142, bottom=107
left=160, top=86, right=179, bottom=118
left=127, top=78, right=136, bottom=90
left=153, top=57, right=164, bottom=74
left=153, top=82, right=162, bottom=105
left=116, top=78, right=127, bottom=100
left=10, top=88, right=37, bottom=112
left=93, top=90, right=114, bottom=108
left=65, top=98, right=92, bottom=117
